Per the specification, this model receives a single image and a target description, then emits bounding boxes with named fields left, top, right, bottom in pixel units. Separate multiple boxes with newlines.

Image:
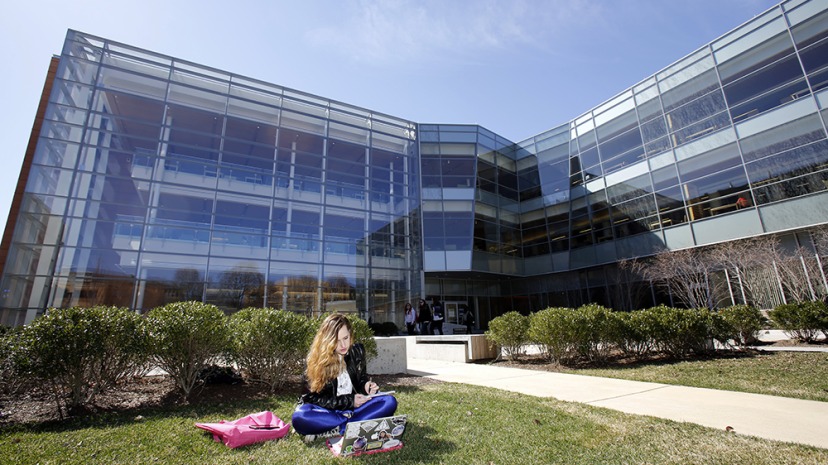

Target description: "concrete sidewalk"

left=406, top=357, right=828, bottom=450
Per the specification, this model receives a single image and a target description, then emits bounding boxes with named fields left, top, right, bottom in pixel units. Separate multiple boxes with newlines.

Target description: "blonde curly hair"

left=306, top=313, right=352, bottom=392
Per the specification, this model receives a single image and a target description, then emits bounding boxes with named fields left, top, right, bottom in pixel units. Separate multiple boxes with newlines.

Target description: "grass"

left=563, top=351, right=828, bottom=402
left=2, top=377, right=827, bottom=464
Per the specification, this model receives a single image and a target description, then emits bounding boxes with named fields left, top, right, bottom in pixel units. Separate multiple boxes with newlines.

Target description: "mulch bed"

left=0, top=373, right=440, bottom=428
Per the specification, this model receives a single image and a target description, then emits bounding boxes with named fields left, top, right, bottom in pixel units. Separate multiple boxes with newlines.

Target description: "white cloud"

left=305, top=0, right=607, bottom=64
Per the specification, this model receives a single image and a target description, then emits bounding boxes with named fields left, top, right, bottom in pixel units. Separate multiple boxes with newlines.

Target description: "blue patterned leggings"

left=291, top=395, right=398, bottom=435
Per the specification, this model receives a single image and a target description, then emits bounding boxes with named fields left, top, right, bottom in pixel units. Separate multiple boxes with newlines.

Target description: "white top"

left=336, top=367, right=353, bottom=396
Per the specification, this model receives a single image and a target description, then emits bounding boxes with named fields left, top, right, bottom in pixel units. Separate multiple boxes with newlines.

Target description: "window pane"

left=733, top=78, right=811, bottom=124
left=666, top=91, right=727, bottom=130
left=754, top=170, right=828, bottom=204
left=799, top=37, right=828, bottom=75
left=739, top=113, right=825, bottom=162
left=607, top=174, right=653, bottom=204
left=660, top=67, right=719, bottom=111
left=716, top=20, right=791, bottom=84
left=671, top=112, right=731, bottom=146
left=579, top=147, right=600, bottom=170
left=602, top=146, right=645, bottom=175
left=599, top=127, right=644, bottom=164
left=612, top=194, right=657, bottom=220
left=724, top=54, right=805, bottom=105
left=678, top=143, right=741, bottom=182
left=645, top=137, right=672, bottom=156
left=746, top=140, right=828, bottom=187
left=683, top=166, right=748, bottom=206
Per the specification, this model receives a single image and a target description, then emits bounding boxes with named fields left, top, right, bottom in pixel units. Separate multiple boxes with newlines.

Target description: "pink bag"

left=195, top=411, right=290, bottom=449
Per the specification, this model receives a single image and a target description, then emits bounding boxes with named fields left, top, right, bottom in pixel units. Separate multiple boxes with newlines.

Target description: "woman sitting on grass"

left=291, top=313, right=398, bottom=442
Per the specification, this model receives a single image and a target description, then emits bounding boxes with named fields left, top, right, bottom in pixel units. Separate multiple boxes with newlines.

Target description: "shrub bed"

left=490, top=304, right=748, bottom=366
left=228, top=307, right=314, bottom=390
left=10, top=306, right=149, bottom=414
left=146, top=301, right=230, bottom=399
left=485, top=311, right=529, bottom=360
left=769, top=301, right=828, bottom=342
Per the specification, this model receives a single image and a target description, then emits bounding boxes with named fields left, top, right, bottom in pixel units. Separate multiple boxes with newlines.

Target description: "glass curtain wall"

left=421, top=125, right=498, bottom=272
left=497, top=0, right=828, bottom=315
left=0, top=30, right=421, bottom=326
left=434, top=0, right=828, bottom=320
left=3, top=1, right=828, bottom=327
left=507, top=0, right=828, bottom=270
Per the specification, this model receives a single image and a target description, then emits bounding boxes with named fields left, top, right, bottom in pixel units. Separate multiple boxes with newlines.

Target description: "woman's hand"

left=365, top=380, right=379, bottom=395
left=354, top=393, right=369, bottom=408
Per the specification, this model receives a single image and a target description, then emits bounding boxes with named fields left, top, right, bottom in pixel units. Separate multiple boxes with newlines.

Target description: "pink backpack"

left=195, top=411, right=290, bottom=448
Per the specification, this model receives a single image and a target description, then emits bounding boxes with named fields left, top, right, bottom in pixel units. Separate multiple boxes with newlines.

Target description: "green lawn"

left=2, top=376, right=827, bottom=464
left=564, top=351, right=828, bottom=402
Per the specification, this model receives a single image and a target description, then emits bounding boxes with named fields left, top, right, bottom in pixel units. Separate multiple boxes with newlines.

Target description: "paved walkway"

left=406, top=356, right=828, bottom=450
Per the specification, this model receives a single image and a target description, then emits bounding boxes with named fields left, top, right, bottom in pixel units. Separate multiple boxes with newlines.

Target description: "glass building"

left=2, top=0, right=827, bottom=328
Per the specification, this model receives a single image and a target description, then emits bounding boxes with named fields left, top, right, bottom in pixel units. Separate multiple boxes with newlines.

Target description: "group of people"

left=403, top=297, right=442, bottom=335
left=403, top=297, right=475, bottom=336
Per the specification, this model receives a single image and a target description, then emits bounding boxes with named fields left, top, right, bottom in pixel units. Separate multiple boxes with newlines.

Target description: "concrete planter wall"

left=367, top=336, right=408, bottom=374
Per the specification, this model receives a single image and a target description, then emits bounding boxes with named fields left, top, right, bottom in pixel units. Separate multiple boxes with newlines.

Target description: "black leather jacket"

left=299, top=343, right=370, bottom=410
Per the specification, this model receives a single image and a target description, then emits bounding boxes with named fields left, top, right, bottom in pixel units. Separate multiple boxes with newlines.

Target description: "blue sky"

left=0, top=0, right=781, bottom=232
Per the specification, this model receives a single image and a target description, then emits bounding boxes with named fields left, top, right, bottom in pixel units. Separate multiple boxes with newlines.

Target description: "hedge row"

left=0, top=302, right=377, bottom=414
left=768, top=301, right=828, bottom=343
left=486, top=301, right=828, bottom=364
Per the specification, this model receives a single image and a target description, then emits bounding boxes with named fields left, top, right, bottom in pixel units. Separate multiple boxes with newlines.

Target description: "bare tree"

left=639, top=248, right=723, bottom=309
left=807, top=225, right=828, bottom=300
left=708, top=236, right=781, bottom=308
left=641, top=230, right=828, bottom=312
left=773, top=244, right=826, bottom=303
left=810, top=225, right=828, bottom=257
left=741, top=264, right=786, bottom=310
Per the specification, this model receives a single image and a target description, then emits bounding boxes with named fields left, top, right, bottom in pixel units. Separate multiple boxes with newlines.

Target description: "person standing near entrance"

left=417, top=298, right=431, bottom=335
left=403, top=302, right=417, bottom=335
left=430, top=298, right=444, bottom=335
left=463, top=307, right=475, bottom=334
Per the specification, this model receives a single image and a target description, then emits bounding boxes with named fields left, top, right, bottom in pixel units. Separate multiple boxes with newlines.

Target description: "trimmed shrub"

left=717, top=304, right=767, bottom=347
left=369, top=321, right=399, bottom=337
left=0, top=332, right=12, bottom=392
left=610, top=310, right=658, bottom=358
left=571, top=304, right=616, bottom=362
left=630, top=309, right=661, bottom=356
left=146, top=301, right=229, bottom=399
left=646, top=305, right=716, bottom=358
left=228, top=307, right=314, bottom=390
left=528, top=307, right=577, bottom=363
left=369, top=323, right=382, bottom=336
left=822, top=304, right=828, bottom=340
left=346, top=314, right=378, bottom=359
left=486, top=311, right=529, bottom=360
left=769, top=301, right=827, bottom=343
left=0, top=327, right=29, bottom=395
left=13, top=306, right=149, bottom=413
left=381, top=321, right=399, bottom=336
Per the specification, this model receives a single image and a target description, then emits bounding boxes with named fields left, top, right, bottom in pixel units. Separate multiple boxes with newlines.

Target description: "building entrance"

left=443, top=301, right=473, bottom=326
